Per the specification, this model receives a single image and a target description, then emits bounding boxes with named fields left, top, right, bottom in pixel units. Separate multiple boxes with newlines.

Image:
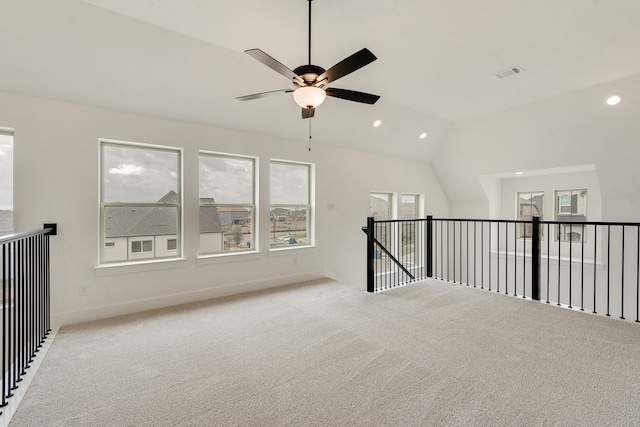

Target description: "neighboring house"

left=0, top=209, right=13, bottom=236
left=369, top=195, right=390, bottom=220
left=270, top=208, right=291, bottom=222
left=104, top=191, right=224, bottom=262
left=217, top=206, right=251, bottom=226
left=270, top=208, right=306, bottom=223
left=200, top=198, right=225, bottom=254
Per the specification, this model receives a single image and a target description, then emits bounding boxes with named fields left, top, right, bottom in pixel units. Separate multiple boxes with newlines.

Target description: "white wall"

left=0, top=90, right=449, bottom=327
left=432, top=73, right=640, bottom=217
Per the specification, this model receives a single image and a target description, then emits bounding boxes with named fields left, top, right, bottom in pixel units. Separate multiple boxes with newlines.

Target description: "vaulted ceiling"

left=1, top=0, right=639, bottom=163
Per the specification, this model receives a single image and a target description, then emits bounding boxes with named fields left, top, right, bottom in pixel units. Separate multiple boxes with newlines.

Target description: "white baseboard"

left=52, top=271, right=325, bottom=327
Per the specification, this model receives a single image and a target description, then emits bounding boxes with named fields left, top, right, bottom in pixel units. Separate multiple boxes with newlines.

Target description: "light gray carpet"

left=8, top=278, right=640, bottom=426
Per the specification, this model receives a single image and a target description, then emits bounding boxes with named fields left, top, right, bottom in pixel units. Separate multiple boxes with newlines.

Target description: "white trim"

left=94, top=257, right=188, bottom=276
left=53, top=272, right=325, bottom=327
left=196, top=250, right=262, bottom=265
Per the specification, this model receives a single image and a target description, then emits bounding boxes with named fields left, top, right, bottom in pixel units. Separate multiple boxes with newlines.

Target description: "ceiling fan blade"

left=315, top=48, right=377, bottom=85
left=302, top=107, right=315, bottom=119
left=245, top=49, right=303, bottom=85
left=236, top=89, right=293, bottom=101
left=325, top=88, right=380, bottom=104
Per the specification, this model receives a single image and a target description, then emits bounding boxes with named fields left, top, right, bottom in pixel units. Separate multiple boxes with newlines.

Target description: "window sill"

left=95, top=257, right=188, bottom=276
left=197, top=251, right=262, bottom=265
left=269, top=245, right=316, bottom=257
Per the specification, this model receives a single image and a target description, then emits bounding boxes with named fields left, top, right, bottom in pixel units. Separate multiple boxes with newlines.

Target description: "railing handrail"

left=430, top=217, right=640, bottom=227
left=0, top=226, right=55, bottom=245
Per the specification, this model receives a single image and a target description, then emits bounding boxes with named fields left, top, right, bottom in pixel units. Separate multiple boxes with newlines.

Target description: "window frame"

left=269, top=159, right=314, bottom=250
left=99, top=139, right=183, bottom=265
left=198, top=151, right=257, bottom=256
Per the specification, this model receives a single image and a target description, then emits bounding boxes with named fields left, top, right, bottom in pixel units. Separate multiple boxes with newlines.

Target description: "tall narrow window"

left=400, top=194, right=419, bottom=219
left=0, top=130, right=13, bottom=236
left=100, top=140, right=181, bottom=263
left=270, top=160, right=313, bottom=248
left=369, top=192, right=392, bottom=220
left=400, top=194, right=421, bottom=269
left=555, top=189, right=588, bottom=242
left=199, top=152, right=256, bottom=255
left=517, top=191, right=544, bottom=238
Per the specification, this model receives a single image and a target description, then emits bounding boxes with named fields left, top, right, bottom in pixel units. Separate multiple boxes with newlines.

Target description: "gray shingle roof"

left=104, top=191, right=223, bottom=238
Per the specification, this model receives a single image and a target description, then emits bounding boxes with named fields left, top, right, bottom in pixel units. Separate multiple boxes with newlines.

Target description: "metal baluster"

left=459, top=221, right=462, bottom=284
left=497, top=222, right=500, bottom=293
left=440, top=220, right=444, bottom=280
left=581, top=223, right=585, bottom=311
left=621, top=226, right=625, bottom=320
left=453, top=221, right=456, bottom=284
left=593, top=225, right=598, bottom=314
left=466, top=221, right=469, bottom=286
left=522, top=222, right=526, bottom=298
left=607, top=225, right=611, bottom=316
left=557, top=225, right=561, bottom=306
left=569, top=223, right=573, bottom=309
left=447, top=221, right=450, bottom=282
left=547, top=223, right=550, bottom=303
left=513, top=222, right=516, bottom=297
left=481, top=222, right=484, bottom=289
left=637, top=225, right=639, bottom=323
left=473, top=221, right=477, bottom=287
left=1, top=244, right=6, bottom=409
left=488, top=222, right=492, bottom=291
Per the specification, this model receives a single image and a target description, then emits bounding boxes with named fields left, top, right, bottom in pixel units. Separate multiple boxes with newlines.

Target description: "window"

left=370, top=193, right=392, bottom=220
left=517, top=191, right=544, bottom=238
left=401, top=194, right=419, bottom=219
left=0, top=130, right=13, bottom=236
left=270, top=160, right=313, bottom=248
left=132, top=239, right=153, bottom=253
left=167, top=239, right=177, bottom=251
left=100, top=140, right=181, bottom=263
left=555, top=189, right=588, bottom=242
left=199, top=152, right=256, bottom=254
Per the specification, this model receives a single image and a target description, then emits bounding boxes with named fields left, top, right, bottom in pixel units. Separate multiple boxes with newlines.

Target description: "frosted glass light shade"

left=293, top=86, right=326, bottom=109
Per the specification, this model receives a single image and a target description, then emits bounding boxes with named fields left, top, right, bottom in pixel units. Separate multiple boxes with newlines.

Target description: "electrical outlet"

left=292, top=258, right=297, bottom=267
left=79, top=284, right=89, bottom=296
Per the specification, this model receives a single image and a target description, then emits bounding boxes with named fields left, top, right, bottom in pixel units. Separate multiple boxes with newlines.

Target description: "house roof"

left=0, top=209, right=12, bottom=235
left=105, top=191, right=223, bottom=238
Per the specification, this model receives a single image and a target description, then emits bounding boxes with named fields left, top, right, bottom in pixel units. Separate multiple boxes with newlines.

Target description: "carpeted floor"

left=8, top=278, right=640, bottom=426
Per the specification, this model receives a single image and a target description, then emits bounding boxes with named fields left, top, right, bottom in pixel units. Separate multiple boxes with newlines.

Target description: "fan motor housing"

left=293, top=64, right=326, bottom=84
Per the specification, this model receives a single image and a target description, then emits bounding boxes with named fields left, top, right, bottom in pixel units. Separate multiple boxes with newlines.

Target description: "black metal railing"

left=364, top=216, right=640, bottom=322
left=362, top=217, right=428, bottom=292
left=0, top=225, right=55, bottom=415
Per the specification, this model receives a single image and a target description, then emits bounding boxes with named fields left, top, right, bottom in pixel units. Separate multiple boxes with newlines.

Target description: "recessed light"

left=515, top=171, right=523, bottom=175
left=419, top=132, right=428, bottom=139
left=373, top=119, right=382, bottom=127
left=606, top=95, right=622, bottom=106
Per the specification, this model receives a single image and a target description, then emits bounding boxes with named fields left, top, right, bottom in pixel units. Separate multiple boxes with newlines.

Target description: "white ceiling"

left=2, top=0, right=640, bottom=161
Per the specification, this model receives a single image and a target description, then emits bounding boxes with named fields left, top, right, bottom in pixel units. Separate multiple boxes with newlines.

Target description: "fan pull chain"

left=308, top=119, right=312, bottom=151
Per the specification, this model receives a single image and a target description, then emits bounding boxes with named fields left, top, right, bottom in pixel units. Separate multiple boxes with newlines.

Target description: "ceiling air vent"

left=495, top=66, right=525, bottom=80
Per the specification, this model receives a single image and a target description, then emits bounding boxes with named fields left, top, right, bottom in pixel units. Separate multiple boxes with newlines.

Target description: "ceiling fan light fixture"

left=293, top=86, right=326, bottom=109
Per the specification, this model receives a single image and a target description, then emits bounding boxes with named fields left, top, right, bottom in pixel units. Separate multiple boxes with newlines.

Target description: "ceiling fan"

left=236, top=0, right=380, bottom=119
